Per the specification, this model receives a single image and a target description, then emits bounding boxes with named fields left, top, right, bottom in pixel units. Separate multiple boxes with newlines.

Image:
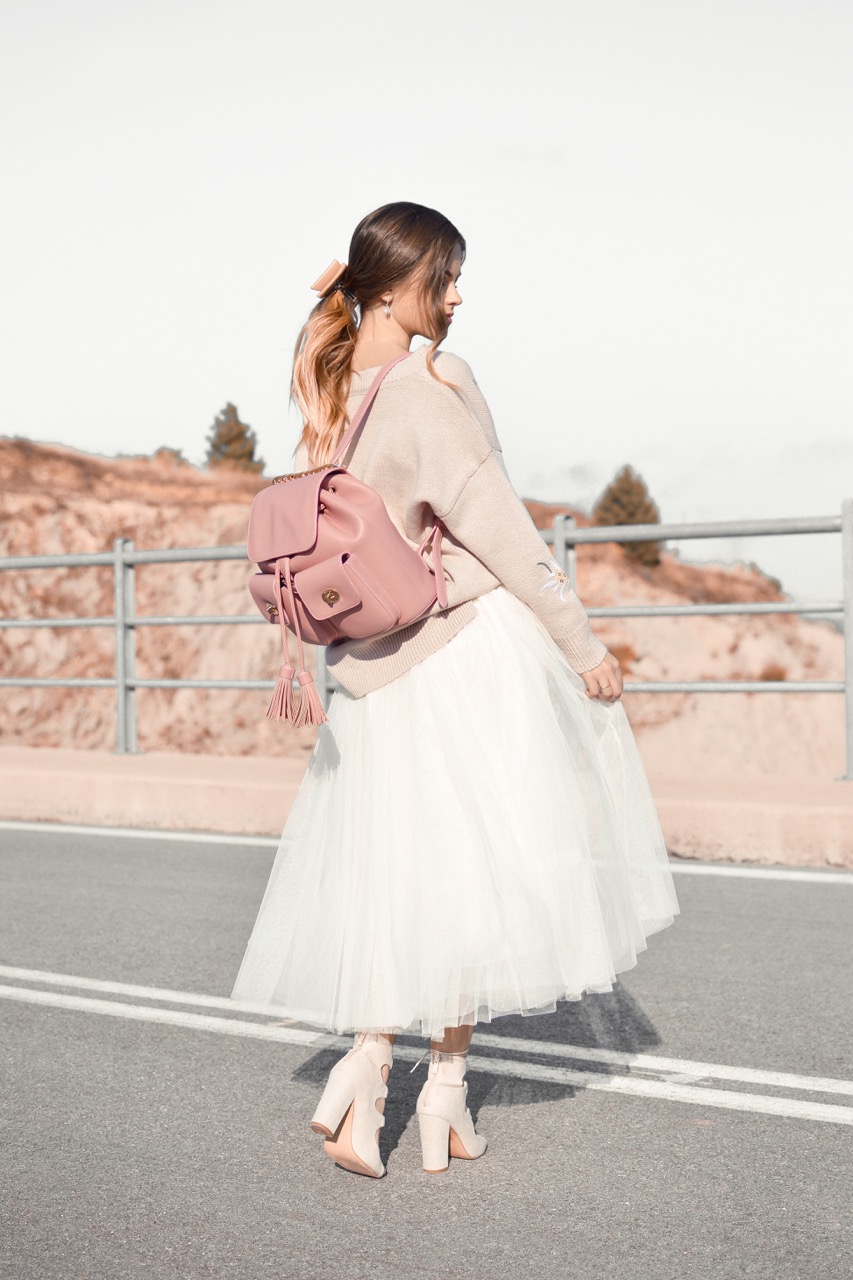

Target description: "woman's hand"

left=581, top=651, right=623, bottom=702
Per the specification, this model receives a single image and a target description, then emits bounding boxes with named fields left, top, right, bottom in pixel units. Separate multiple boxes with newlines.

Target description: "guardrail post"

left=552, top=513, right=577, bottom=586
left=841, top=499, right=853, bottom=780
left=124, top=538, right=138, bottom=753
left=113, top=537, right=137, bottom=754
left=113, top=537, right=128, bottom=753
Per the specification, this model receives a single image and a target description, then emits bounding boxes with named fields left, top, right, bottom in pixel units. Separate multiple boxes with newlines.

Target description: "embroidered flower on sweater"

left=537, top=557, right=572, bottom=602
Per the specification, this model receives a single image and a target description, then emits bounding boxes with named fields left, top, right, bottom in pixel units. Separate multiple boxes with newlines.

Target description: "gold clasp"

left=321, top=589, right=340, bottom=606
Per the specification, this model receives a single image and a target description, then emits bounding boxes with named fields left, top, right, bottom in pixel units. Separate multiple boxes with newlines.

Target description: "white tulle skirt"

left=231, top=586, right=679, bottom=1038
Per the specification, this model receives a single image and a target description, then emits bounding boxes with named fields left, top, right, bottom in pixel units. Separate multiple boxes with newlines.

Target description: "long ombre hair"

left=291, top=202, right=466, bottom=465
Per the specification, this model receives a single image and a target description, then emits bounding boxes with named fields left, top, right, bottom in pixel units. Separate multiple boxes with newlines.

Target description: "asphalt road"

left=1, top=824, right=851, bottom=1280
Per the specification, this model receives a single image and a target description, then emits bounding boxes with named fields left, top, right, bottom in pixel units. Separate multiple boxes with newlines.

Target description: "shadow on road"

left=484, top=981, right=661, bottom=1052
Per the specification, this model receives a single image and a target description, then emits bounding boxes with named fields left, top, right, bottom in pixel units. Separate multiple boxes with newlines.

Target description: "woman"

left=232, top=201, right=679, bottom=1178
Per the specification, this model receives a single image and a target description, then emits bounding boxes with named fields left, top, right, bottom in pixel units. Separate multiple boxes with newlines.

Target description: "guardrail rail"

left=0, top=500, right=850, bottom=777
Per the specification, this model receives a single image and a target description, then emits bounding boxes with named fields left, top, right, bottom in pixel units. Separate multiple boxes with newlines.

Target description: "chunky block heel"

left=417, top=1110, right=453, bottom=1173
left=309, top=1032, right=393, bottom=1178
left=309, top=1066, right=361, bottom=1138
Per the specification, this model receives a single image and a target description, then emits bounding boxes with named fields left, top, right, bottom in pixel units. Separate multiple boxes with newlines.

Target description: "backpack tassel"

left=278, top=558, right=328, bottom=728
left=293, top=670, right=328, bottom=728
left=266, top=663, right=296, bottom=722
left=266, top=566, right=299, bottom=722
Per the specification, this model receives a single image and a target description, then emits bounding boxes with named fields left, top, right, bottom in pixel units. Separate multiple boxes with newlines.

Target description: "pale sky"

left=2, top=0, right=851, bottom=604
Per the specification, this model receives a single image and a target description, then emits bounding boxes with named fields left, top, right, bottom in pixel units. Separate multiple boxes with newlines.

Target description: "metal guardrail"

left=551, top=502, right=853, bottom=781
left=0, top=502, right=850, bottom=777
left=0, top=542, right=269, bottom=757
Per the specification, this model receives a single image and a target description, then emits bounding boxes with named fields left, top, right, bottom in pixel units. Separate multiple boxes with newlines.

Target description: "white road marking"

left=0, top=964, right=282, bottom=1018
left=0, top=983, right=328, bottom=1047
left=667, top=862, right=853, bottom=884
left=1, top=819, right=851, bottom=883
left=3, top=965, right=851, bottom=1098
left=458, top=1053, right=853, bottom=1126
left=0, top=819, right=278, bottom=848
left=2, top=978, right=852, bottom=1127
left=468, top=1031, right=853, bottom=1097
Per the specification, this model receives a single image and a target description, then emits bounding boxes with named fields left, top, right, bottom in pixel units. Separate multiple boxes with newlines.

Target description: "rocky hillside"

left=0, top=438, right=844, bottom=778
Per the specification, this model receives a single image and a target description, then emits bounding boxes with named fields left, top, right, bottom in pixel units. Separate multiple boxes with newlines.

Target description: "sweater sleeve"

left=432, top=355, right=607, bottom=674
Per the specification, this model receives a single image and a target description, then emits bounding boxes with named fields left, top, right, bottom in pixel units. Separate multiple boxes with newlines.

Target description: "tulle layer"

left=231, top=587, right=679, bottom=1038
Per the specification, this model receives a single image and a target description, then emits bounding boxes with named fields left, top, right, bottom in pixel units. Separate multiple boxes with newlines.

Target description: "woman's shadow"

left=293, top=982, right=662, bottom=1165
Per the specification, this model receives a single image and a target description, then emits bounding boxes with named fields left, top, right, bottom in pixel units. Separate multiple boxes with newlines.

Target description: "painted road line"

left=459, top=1051, right=853, bottom=1127
left=0, top=964, right=287, bottom=1019
left=1, top=820, right=851, bottom=884
left=667, top=862, right=853, bottom=884
left=0, top=984, right=331, bottom=1046
left=3, top=964, right=852, bottom=1099
left=0, top=819, right=278, bottom=848
left=469, top=1032, right=853, bottom=1097
left=2, top=983, right=852, bottom=1127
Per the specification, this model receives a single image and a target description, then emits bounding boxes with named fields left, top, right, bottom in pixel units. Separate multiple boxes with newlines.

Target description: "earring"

left=384, top=299, right=391, bottom=318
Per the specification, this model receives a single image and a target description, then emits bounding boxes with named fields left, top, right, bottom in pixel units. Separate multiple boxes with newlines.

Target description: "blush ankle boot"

left=310, top=1031, right=393, bottom=1178
left=415, top=1048, right=488, bottom=1173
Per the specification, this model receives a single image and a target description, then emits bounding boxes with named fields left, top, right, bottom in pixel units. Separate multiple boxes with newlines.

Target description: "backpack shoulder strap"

left=330, top=351, right=413, bottom=464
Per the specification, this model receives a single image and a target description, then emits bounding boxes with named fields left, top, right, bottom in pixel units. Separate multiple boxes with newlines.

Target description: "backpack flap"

left=247, top=466, right=347, bottom=565
left=293, top=554, right=362, bottom=620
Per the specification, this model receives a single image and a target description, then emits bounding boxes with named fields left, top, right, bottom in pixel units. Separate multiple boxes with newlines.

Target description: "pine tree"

left=592, top=464, right=662, bottom=566
left=205, top=404, right=265, bottom=473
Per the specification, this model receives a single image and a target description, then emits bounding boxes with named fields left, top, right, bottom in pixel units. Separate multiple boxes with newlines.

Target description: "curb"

left=0, top=747, right=851, bottom=868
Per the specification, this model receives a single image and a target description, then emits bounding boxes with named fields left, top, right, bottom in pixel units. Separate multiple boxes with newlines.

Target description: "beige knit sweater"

left=293, top=343, right=607, bottom=697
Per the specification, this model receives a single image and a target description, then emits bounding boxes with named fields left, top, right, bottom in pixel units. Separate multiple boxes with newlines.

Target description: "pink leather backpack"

left=247, top=352, right=448, bottom=727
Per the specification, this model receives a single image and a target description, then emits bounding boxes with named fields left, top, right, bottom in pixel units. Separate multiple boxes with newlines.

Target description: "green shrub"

left=205, top=404, right=265, bottom=473
left=592, top=464, right=662, bottom=566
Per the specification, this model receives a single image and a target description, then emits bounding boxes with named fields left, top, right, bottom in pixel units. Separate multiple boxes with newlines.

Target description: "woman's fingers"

left=604, top=659, right=624, bottom=699
left=582, top=653, right=623, bottom=701
left=585, top=680, right=620, bottom=701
